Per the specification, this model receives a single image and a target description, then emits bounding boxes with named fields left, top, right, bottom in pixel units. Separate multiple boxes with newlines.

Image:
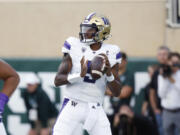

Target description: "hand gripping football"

left=91, top=54, right=106, bottom=80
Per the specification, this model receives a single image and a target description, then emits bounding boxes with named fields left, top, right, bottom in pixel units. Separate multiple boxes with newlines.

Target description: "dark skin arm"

left=54, top=54, right=87, bottom=87
left=54, top=54, right=73, bottom=86
left=0, top=60, right=20, bottom=97
left=107, top=63, right=122, bottom=97
left=100, top=54, right=122, bottom=97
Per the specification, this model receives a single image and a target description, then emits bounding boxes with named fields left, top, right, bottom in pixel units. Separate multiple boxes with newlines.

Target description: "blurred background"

left=0, top=0, right=180, bottom=135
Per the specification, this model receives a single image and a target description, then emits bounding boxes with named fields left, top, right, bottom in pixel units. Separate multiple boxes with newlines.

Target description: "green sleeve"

left=124, top=72, right=134, bottom=89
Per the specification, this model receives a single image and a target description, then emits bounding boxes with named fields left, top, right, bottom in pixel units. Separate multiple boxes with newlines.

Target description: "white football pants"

left=0, top=122, right=7, bottom=135
left=53, top=98, right=112, bottom=135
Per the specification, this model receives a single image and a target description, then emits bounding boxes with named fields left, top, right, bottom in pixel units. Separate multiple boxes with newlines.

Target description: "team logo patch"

left=82, top=47, right=86, bottom=53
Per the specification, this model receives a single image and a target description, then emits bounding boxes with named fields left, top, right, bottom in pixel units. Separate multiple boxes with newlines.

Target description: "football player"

left=0, top=60, right=20, bottom=135
left=53, top=12, right=122, bottom=135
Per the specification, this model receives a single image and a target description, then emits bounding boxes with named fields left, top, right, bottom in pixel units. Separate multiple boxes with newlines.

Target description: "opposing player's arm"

left=119, top=86, right=133, bottom=98
left=106, top=85, right=132, bottom=98
left=107, top=63, right=122, bottom=97
left=0, top=60, right=20, bottom=97
left=54, top=53, right=72, bottom=86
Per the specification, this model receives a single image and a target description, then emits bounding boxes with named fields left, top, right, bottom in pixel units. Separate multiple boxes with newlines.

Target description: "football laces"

left=97, top=54, right=106, bottom=71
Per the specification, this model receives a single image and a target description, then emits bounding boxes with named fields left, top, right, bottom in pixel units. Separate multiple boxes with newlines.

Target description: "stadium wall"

left=0, top=58, right=157, bottom=135
left=0, top=0, right=179, bottom=58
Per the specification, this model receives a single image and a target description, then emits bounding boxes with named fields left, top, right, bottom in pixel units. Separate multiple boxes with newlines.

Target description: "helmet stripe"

left=116, top=52, right=122, bottom=59
left=102, top=17, right=108, bottom=25
left=86, top=12, right=96, bottom=21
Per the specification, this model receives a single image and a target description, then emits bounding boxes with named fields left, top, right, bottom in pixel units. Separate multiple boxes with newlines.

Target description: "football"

left=91, top=54, right=106, bottom=80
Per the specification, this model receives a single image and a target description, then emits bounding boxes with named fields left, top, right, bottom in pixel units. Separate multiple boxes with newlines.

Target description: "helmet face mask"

left=79, top=24, right=98, bottom=44
left=79, top=12, right=111, bottom=45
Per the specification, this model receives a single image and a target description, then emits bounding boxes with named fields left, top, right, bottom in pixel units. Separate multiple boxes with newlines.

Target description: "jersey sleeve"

left=62, top=37, right=74, bottom=54
left=109, top=45, right=122, bottom=67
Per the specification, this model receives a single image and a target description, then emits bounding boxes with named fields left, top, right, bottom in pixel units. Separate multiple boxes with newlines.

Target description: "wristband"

left=106, top=74, right=115, bottom=82
left=67, top=73, right=83, bottom=84
left=0, top=92, right=9, bottom=112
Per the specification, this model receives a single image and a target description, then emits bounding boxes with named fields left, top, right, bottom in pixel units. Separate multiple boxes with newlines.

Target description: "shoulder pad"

left=62, top=37, right=79, bottom=53
left=104, top=44, right=122, bottom=67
